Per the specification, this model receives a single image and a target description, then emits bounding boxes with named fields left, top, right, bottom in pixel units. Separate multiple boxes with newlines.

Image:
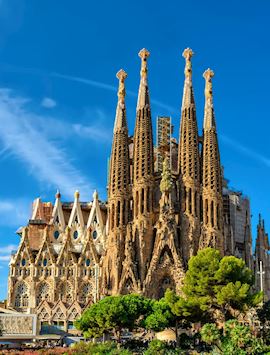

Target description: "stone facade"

left=7, top=190, right=105, bottom=332
left=7, top=48, right=270, bottom=331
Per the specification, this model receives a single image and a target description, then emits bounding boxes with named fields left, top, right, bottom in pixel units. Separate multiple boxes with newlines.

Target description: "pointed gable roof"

left=51, top=190, right=65, bottom=228
left=67, top=301, right=82, bottom=318
left=68, top=190, right=85, bottom=227
left=31, top=197, right=42, bottom=220
left=56, top=227, right=77, bottom=266
left=87, top=190, right=105, bottom=236
left=51, top=300, right=67, bottom=318
left=13, top=227, right=34, bottom=265
left=35, top=226, right=55, bottom=266
left=78, top=228, right=99, bottom=265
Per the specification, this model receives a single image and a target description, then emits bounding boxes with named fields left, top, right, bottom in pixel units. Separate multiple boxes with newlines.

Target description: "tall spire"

left=178, top=48, right=200, bottom=262
left=133, top=47, right=154, bottom=187
left=109, top=69, right=130, bottom=201
left=200, top=68, right=224, bottom=253
left=102, top=69, right=131, bottom=295
left=131, top=48, right=154, bottom=283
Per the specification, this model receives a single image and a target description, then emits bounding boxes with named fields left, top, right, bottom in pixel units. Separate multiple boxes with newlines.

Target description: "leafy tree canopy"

left=75, top=294, right=152, bottom=340
left=182, top=248, right=262, bottom=321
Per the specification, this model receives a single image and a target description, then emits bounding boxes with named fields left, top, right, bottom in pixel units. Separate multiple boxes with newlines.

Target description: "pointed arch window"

left=14, top=282, right=29, bottom=308
left=36, top=282, right=50, bottom=306
left=79, top=282, right=93, bottom=304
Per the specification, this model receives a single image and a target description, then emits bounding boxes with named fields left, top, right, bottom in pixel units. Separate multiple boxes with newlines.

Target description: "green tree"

left=75, top=294, right=152, bottom=344
left=144, top=249, right=263, bottom=346
left=182, top=248, right=262, bottom=323
left=144, top=296, right=175, bottom=332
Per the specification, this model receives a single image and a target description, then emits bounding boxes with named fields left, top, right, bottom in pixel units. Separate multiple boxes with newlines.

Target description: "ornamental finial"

left=116, top=69, right=127, bottom=101
left=138, top=48, right=150, bottom=78
left=93, top=189, right=98, bottom=200
left=55, top=189, right=61, bottom=199
left=182, top=48, right=193, bottom=78
left=74, top=190, right=80, bottom=199
left=203, top=68, right=214, bottom=99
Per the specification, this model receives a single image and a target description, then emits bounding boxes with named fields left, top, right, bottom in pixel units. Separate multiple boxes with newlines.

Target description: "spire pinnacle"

left=114, top=69, right=128, bottom=133
left=138, top=48, right=150, bottom=78
left=93, top=189, right=98, bottom=200
left=181, top=48, right=195, bottom=111
left=203, top=68, right=215, bottom=130
left=116, top=69, right=127, bottom=102
left=55, top=189, right=61, bottom=199
left=183, top=48, right=193, bottom=79
left=203, top=68, right=214, bottom=100
left=137, top=48, right=150, bottom=110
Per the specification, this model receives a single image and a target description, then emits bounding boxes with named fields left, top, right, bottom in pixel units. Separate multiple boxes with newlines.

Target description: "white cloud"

left=0, top=244, right=18, bottom=253
left=0, top=255, right=10, bottom=262
left=0, top=88, right=93, bottom=200
left=0, top=199, right=30, bottom=226
left=0, top=243, right=18, bottom=264
left=52, top=72, right=177, bottom=113
left=41, top=97, right=57, bottom=109
left=0, top=201, right=14, bottom=212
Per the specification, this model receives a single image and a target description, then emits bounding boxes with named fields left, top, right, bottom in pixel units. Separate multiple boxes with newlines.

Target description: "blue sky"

left=0, top=0, right=270, bottom=299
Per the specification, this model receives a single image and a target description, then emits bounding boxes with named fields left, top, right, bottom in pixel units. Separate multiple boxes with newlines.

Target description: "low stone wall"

left=0, top=313, right=37, bottom=339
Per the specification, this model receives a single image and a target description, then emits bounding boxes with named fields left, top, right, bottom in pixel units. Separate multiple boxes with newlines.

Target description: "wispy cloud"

left=0, top=243, right=18, bottom=264
left=52, top=72, right=177, bottom=113
left=0, top=199, right=30, bottom=226
left=41, top=97, right=57, bottom=109
left=52, top=72, right=117, bottom=92
left=0, top=88, right=93, bottom=199
left=0, top=64, right=177, bottom=114
left=0, top=244, right=18, bottom=253
left=0, top=255, right=10, bottom=262
left=221, top=135, right=270, bottom=168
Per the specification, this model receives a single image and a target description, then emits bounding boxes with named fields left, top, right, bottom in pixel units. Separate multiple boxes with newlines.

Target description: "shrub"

left=143, top=339, right=183, bottom=355
left=72, top=341, right=132, bottom=354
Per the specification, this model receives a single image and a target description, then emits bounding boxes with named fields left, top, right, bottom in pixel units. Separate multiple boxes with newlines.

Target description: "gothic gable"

left=35, top=228, right=55, bottom=267
left=50, top=191, right=65, bottom=229
left=13, top=227, right=34, bottom=266
left=68, top=191, right=85, bottom=228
